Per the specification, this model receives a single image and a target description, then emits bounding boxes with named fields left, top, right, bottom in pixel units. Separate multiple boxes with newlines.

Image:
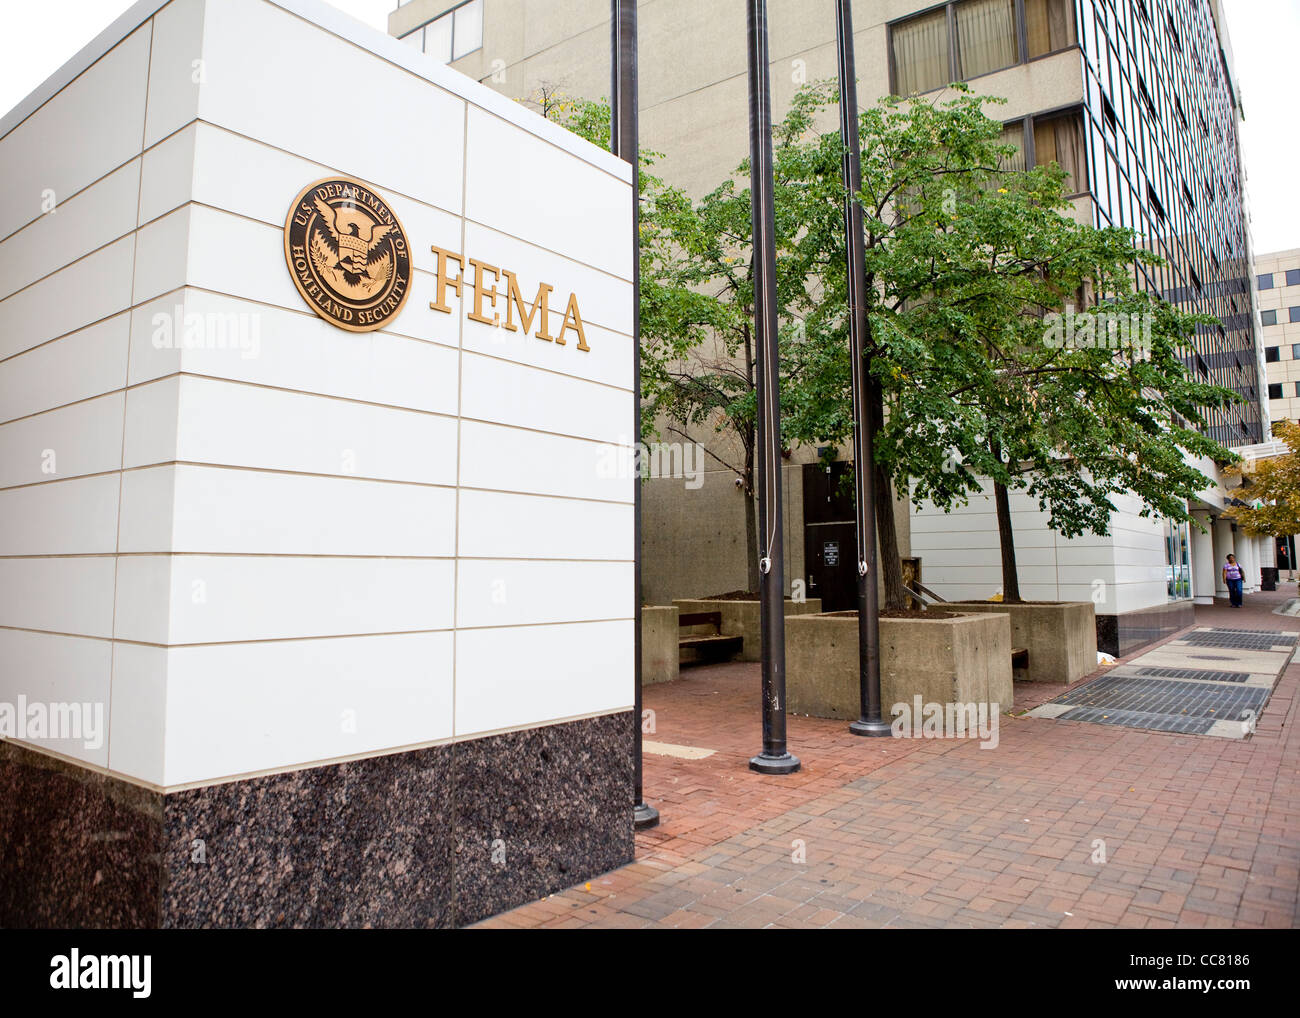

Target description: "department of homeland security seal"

left=284, top=177, right=412, bottom=332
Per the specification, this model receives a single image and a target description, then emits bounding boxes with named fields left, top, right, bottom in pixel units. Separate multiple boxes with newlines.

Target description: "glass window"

left=425, top=14, right=453, bottom=62
left=1291, top=307, right=1300, bottom=324
left=956, top=0, right=1019, bottom=79
left=1288, top=268, right=1300, bottom=287
left=1295, top=381, right=1300, bottom=397
left=1034, top=110, right=1087, bottom=194
left=1263, top=309, right=1278, bottom=326
left=453, top=0, right=483, bottom=59
left=1258, top=273, right=1273, bottom=290
left=1265, top=345, right=1280, bottom=362
left=1292, top=343, right=1300, bottom=359
left=892, top=8, right=950, bottom=94
left=1025, top=0, right=1077, bottom=58
left=1269, top=383, right=1284, bottom=400
left=399, top=27, right=423, bottom=50
left=998, top=120, right=1027, bottom=171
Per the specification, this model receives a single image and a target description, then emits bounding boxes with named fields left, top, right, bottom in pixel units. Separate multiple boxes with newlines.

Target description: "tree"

left=1222, top=420, right=1300, bottom=537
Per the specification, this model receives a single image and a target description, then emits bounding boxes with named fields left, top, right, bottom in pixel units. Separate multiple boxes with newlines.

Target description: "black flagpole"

left=835, top=0, right=890, bottom=737
left=611, top=0, right=660, bottom=827
left=746, top=0, right=799, bottom=775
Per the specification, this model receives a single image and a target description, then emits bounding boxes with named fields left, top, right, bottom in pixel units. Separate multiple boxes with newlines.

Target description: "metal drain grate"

left=1058, top=706, right=1215, bottom=735
left=1135, top=665, right=1252, bottom=683
left=1052, top=675, right=1268, bottom=722
left=1178, top=630, right=1297, bottom=650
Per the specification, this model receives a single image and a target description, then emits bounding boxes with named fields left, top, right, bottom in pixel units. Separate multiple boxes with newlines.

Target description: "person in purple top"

left=1223, top=554, right=1244, bottom=608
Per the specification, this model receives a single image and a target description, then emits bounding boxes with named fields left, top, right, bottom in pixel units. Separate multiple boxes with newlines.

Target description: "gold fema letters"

left=428, top=243, right=590, bottom=352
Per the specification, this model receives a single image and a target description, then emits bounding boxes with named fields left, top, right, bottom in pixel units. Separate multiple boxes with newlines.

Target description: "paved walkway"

left=477, top=590, right=1300, bottom=928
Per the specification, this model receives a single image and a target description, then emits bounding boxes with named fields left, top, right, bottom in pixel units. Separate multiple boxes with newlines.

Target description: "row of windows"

left=398, top=0, right=482, bottom=64
left=890, top=0, right=1078, bottom=95
left=1267, top=383, right=1300, bottom=400
left=1261, top=308, right=1300, bottom=328
left=1258, top=270, right=1300, bottom=291
left=1263, top=342, right=1300, bottom=366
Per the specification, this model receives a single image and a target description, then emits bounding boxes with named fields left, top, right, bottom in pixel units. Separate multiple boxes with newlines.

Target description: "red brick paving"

left=477, top=590, right=1300, bottom=928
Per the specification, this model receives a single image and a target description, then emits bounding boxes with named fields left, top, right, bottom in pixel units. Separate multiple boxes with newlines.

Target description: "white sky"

left=0, top=0, right=1297, bottom=254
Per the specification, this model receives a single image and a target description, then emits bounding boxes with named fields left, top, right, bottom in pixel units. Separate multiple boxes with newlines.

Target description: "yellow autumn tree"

left=1222, top=420, right=1300, bottom=536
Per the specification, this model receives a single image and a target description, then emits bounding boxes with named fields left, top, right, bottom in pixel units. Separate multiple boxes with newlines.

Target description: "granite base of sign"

left=0, top=712, right=632, bottom=929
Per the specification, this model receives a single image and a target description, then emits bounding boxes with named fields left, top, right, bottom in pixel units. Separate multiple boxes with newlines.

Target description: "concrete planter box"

left=672, top=597, right=823, bottom=662
left=951, top=601, right=1097, bottom=684
left=786, top=611, right=1013, bottom=721
left=641, top=606, right=679, bottom=685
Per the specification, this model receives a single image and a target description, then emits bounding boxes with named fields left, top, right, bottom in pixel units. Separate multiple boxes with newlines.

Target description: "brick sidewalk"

left=477, top=590, right=1300, bottom=928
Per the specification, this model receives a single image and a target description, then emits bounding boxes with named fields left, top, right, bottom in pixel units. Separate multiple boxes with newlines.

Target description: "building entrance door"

left=802, top=462, right=858, bottom=612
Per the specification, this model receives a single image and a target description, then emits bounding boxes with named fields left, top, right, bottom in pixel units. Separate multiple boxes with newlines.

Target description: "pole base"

left=849, top=717, right=894, bottom=738
left=748, top=752, right=801, bottom=775
left=633, top=802, right=660, bottom=830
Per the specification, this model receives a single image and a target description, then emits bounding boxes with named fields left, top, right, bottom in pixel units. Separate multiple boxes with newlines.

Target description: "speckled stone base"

left=0, top=712, right=633, bottom=928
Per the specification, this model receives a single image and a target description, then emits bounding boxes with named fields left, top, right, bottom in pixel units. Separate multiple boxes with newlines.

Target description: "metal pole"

left=746, top=0, right=799, bottom=775
left=611, top=0, right=659, bottom=828
left=835, top=0, right=891, bottom=737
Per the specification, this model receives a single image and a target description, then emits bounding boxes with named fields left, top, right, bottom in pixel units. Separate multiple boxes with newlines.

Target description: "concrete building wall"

left=1257, top=247, right=1300, bottom=424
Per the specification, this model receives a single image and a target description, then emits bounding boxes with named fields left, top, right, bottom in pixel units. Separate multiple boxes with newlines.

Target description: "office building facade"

left=391, top=0, right=1268, bottom=654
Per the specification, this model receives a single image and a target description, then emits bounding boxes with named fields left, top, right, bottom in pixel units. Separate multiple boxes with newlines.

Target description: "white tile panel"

left=459, top=420, right=634, bottom=504
left=0, top=24, right=150, bottom=241
left=158, top=631, right=455, bottom=785
left=457, top=560, right=633, bottom=629
left=0, top=236, right=136, bottom=361
left=113, top=555, right=455, bottom=645
left=0, top=475, right=121, bottom=556
left=118, top=464, right=457, bottom=557
left=0, top=159, right=141, bottom=303
left=464, top=105, right=633, bottom=279
left=0, top=313, right=130, bottom=424
left=0, top=393, right=124, bottom=490
left=0, top=557, right=117, bottom=638
left=457, top=489, right=632, bottom=562
left=455, top=620, right=632, bottom=737
left=0, top=628, right=113, bottom=768
left=460, top=351, right=631, bottom=444
left=198, top=0, right=466, bottom=215
left=143, top=0, right=206, bottom=149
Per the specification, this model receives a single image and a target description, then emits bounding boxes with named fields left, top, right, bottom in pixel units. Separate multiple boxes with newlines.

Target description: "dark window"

left=1259, top=273, right=1275, bottom=290
left=1262, top=309, right=1278, bottom=326
left=1288, top=269, right=1300, bottom=287
left=1265, top=346, right=1280, bottom=362
left=1147, top=183, right=1166, bottom=222
left=1293, top=343, right=1300, bottom=359
left=1269, top=383, right=1284, bottom=400
left=1294, top=382, right=1300, bottom=397
left=1102, top=95, right=1118, bottom=131
left=1291, top=307, right=1300, bottom=324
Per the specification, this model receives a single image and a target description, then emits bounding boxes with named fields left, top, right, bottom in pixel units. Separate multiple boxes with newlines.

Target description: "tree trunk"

left=990, top=441, right=1021, bottom=602
left=875, top=464, right=907, bottom=612
left=868, top=377, right=907, bottom=612
left=744, top=472, right=760, bottom=593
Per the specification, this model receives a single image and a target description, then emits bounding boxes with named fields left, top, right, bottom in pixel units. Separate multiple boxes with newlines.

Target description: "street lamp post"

left=834, top=0, right=892, bottom=738
left=745, top=0, right=800, bottom=775
left=611, top=0, right=660, bottom=828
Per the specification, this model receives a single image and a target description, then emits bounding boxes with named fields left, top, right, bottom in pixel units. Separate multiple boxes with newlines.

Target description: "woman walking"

left=1223, top=553, right=1244, bottom=608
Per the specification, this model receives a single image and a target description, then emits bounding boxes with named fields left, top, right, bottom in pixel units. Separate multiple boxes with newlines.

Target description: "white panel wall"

left=0, top=0, right=635, bottom=788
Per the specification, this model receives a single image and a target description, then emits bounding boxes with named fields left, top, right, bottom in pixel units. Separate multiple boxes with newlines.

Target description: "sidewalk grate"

left=1177, top=630, right=1297, bottom=650
left=1052, top=674, right=1267, bottom=724
left=1134, top=665, right=1252, bottom=683
left=1057, top=706, right=1216, bottom=735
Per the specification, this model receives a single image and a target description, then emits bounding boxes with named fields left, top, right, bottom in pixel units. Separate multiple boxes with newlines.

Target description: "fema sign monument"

left=0, top=0, right=635, bottom=927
